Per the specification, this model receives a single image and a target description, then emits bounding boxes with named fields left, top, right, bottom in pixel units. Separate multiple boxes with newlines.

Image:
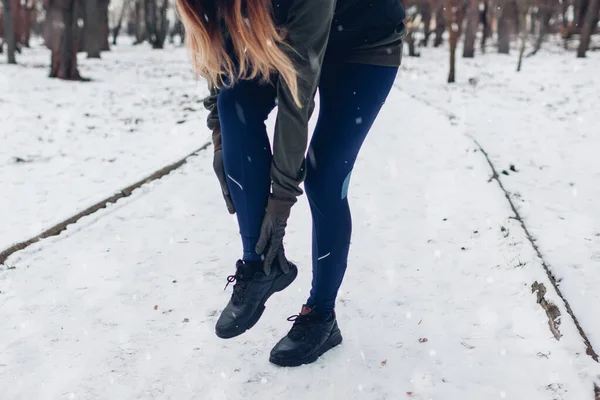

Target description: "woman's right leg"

left=217, top=79, right=276, bottom=262
left=215, top=79, right=299, bottom=339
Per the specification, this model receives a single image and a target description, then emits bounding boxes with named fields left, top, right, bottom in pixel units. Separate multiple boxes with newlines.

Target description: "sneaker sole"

left=269, top=329, right=344, bottom=367
left=216, top=263, right=298, bottom=339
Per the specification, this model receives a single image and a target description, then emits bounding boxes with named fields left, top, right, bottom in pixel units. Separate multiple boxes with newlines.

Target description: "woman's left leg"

left=304, top=62, right=398, bottom=317
left=269, top=61, right=398, bottom=367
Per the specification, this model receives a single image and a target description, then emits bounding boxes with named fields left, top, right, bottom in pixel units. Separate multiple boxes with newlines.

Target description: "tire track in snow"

left=470, top=136, right=599, bottom=363
left=0, top=141, right=212, bottom=266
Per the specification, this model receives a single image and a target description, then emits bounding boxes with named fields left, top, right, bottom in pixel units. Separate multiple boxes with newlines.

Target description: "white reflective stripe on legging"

left=317, top=252, right=331, bottom=261
left=227, top=174, right=244, bottom=190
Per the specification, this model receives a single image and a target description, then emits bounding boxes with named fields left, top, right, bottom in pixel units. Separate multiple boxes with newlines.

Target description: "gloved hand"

left=255, top=211, right=290, bottom=275
left=212, top=149, right=236, bottom=215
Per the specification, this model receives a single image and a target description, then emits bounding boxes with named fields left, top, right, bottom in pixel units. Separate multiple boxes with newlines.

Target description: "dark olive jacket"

left=205, top=0, right=406, bottom=218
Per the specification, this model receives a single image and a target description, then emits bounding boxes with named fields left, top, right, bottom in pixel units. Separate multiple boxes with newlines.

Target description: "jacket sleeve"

left=203, top=83, right=222, bottom=151
left=267, top=0, right=336, bottom=219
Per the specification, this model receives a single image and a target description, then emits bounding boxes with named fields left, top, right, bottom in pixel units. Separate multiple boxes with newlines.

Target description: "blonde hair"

left=176, top=0, right=300, bottom=106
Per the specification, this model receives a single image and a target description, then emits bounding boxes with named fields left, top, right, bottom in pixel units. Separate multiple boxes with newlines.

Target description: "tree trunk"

left=574, top=0, right=588, bottom=33
left=2, top=0, right=17, bottom=63
left=498, top=2, right=514, bottom=54
left=577, top=0, right=600, bottom=57
left=463, top=0, right=479, bottom=57
left=48, top=0, right=82, bottom=80
left=420, top=1, right=433, bottom=46
left=446, top=0, right=464, bottom=82
left=169, top=16, right=184, bottom=45
left=126, top=13, right=135, bottom=35
left=480, top=1, right=491, bottom=52
left=85, top=0, right=102, bottom=58
left=406, top=23, right=420, bottom=56
left=11, top=0, right=24, bottom=52
left=561, top=0, right=570, bottom=48
left=434, top=8, right=446, bottom=47
left=99, top=0, right=109, bottom=51
left=134, top=0, right=147, bottom=44
left=530, top=5, right=551, bottom=55
left=529, top=7, right=537, bottom=34
left=75, top=0, right=85, bottom=51
left=448, top=40, right=457, bottom=83
left=560, top=0, right=569, bottom=32
left=112, top=0, right=130, bottom=45
left=156, top=0, right=168, bottom=47
left=516, top=6, right=529, bottom=71
left=145, top=0, right=168, bottom=49
left=145, top=0, right=154, bottom=45
left=21, top=0, right=36, bottom=47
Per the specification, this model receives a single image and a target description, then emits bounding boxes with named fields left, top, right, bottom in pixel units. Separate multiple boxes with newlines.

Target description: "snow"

left=0, top=38, right=210, bottom=250
left=1, top=39, right=600, bottom=399
left=399, top=40, right=600, bottom=358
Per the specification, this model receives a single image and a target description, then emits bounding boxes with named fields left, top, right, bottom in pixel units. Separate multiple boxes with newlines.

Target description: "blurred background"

left=0, top=0, right=598, bottom=75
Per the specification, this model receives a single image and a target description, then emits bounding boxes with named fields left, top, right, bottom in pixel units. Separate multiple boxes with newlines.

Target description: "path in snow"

left=1, top=86, right=596, bottom=399
left=399, top=44, right=600, bottom=359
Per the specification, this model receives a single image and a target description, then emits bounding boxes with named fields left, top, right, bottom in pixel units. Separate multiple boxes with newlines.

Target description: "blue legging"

left=218, top=62, right=398, bottom=315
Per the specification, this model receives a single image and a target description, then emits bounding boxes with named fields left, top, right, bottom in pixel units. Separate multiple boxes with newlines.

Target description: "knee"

left=304, top=156, right=323, bottom=200
left=304, top=165, right=353, bottom=205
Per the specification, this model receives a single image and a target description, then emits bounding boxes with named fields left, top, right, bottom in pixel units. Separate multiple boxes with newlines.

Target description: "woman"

left=176, top=0, right=406, bottom=367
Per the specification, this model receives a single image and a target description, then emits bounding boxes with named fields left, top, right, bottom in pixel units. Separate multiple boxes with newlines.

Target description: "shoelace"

left=287, top=313, right=314, bottom=340
left=224, top=272, right=251, bottom=305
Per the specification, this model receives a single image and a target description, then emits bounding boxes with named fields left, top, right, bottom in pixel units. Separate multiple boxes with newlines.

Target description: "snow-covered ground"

left=1, top=39, right=599, bottom=399
left=0, top=38, right=210, bottom=250
left=399, top=41, right=600, bottom=357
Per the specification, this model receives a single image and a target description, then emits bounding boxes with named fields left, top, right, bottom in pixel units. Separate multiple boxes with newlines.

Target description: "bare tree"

left=21, top=0, right=36, bottom=47
left=446, top=0, right=465, bottom=82
left=463, top=0, right=479, bottom=57
left=529, top=0, right=554, bottom=55
left=574, top=0, right=588, bottom=34
left=85, top=0, right=102, bottom=57
left=403, top=5, right=422, bottom=57
left=112, top=0, right=131, bottom=45
left=133, top=0, right=147, bottom=44
left=577, top=0, right=600, bottom=56
left=169, top=16, right=184, bottom=45
left=145, top=0, right=168, bottom=49
left=47, top=0, right=83, bottom=80
left=516, top=0, right=530, bottom=70
left=99, top=0, right=109, bottom=50
left=420, top=0, right=433, bottom=46
left=405, top=22, right=421, bottom=56
left=498, top=0, right=517, bottom=53
left=434, top=5, right=446, bottom=47
left=561, top=0, right=572, bottom=48
left=1, top=0, right=17, bottom=63
left=480, top=0, right=491, bottom=52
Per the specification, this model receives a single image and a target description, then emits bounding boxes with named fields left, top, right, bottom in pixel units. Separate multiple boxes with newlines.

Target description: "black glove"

left=255, top=212, right=290, bottom=275
left=212, top=149, right=235, bottom=215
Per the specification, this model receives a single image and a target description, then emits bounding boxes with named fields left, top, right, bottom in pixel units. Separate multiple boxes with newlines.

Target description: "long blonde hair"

left=176, top=0, right=300, bottom=106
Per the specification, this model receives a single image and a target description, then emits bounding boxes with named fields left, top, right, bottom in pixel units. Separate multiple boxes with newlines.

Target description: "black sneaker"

left=269, top=305, right=343, bottom=367
left=215, top=259, right=298, bottom=339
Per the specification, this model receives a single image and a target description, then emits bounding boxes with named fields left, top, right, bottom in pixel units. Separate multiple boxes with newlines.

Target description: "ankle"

left=305, top=304, right=334, bottom=321
left=242, top=252, right=261, bottom=263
